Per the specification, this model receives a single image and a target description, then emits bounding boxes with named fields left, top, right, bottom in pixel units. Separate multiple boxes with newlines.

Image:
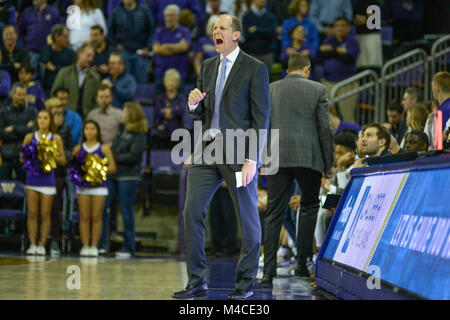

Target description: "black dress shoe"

left=172, top=283, right=208, bottom=299
left=260, top=274, right=273, bottom=288
left=294, top=268, right=311, bottom=280
left=227, top=289, right=253, bottom=300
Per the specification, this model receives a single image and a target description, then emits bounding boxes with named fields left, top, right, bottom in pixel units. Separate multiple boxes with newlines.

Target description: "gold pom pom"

left=37, top=134, right=58, bottom=173
left=82, top=153, right=108, bottom=186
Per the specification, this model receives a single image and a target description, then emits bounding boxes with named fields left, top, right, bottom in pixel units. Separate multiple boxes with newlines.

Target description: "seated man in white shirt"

left=315, top=132, right=356, bottom=248
left=322, top=132, right=356, bottom=194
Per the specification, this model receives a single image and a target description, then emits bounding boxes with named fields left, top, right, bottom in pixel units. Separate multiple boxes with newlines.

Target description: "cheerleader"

left=71, top=120, right=116, bottom=257
left=22, top=110, right=66, bottom=256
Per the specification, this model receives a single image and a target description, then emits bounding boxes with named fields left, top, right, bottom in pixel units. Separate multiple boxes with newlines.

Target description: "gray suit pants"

left=184, top=163, right=261, bottom=291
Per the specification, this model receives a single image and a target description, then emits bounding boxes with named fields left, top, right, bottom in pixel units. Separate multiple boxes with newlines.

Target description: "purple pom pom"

left=68, top=147, right=89, bottom=188
left=22, top=138, right=42, bottom=176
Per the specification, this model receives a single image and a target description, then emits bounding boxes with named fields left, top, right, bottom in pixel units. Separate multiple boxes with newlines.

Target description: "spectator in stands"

left=153, top=68, right=186, bottom=149
left=108, top=0, right=154, bottom=83
left=150, top=0, right=203, bottom=28
left=0, top=82, right=37, bottom=182
left=106, top=0, right=145, bottom=17
left=100, top=102, right=147, bottom=258
left=329, top=106, right=361, bottom=136
left=401, top=87, right=424, bottom=112
left=309, top=0, right=353, bottom=42
left=45, top=97, right=73, bottom=257
left=86, top=85, right=123, bottom=145
left=404, top=130, right=429, bottom=152
left=18, top=63, right=45, bottom=111
left=40, top=24, right=75, bottom=95
left=100, top=52, right=136, bottom=109
left=431, top=72, right=450, bottom=131
left=0, top=64, right=11, bottom=106
left=321, top=132, right=356, bottom=195
left=193, top=15, right=219, bottom=76
left=354, top=122, right=392, bottom=168
left=353, top=0, right=383, bottom=72
left=281, top=0, right=319, bottom=56
left=209, top=181, right=239, bottom=257
left=90, top=24, right=112, bottom=79
left=152, top=4, right=191, bottom=95
left=385, top=102, right=407, bottom=145
left=317, top=132, right=356, bottom=248
left=0, top=25, right=30, bottom=83
left=51, top=43, right=101, bottom=118
left=281, top=25, right=314, bottom=72
left=317, top=17, right=360, bottom=124
left=195, top=0, right=226, bottom=40
left=69, top=0, right=107, bottom=51
left=53, top=87, right=82, bottom=145
left=18, top=0, right=61, bottom=74
left=241, top=0, right=277, bottom=76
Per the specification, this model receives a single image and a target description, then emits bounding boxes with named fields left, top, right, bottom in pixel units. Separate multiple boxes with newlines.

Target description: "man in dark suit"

left=172, top=14, right=270, bottom=300
left=261, top=53, right=334, bottom=287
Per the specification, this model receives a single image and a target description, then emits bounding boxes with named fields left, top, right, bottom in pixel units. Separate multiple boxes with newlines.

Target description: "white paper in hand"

left=235, top=171, right=243, bottom=188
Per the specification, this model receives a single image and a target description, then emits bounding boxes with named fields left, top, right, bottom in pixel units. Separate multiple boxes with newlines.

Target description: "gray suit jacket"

left=269, top=73, right=334, bottom=173
left=187, top=49, right=270, bottom=171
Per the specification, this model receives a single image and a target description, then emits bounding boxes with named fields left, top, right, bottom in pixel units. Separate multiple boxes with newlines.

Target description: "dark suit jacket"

left=269, top=73, right=334, bottom=173
left=187, top=48, right=270, bottom=171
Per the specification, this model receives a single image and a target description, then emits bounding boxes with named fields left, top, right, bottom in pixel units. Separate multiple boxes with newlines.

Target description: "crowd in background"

left=0, top=0, right=449, bottom=262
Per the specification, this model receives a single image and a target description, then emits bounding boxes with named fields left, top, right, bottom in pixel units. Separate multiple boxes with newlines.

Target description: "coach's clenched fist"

left=188, top=88, right=206, bottom=105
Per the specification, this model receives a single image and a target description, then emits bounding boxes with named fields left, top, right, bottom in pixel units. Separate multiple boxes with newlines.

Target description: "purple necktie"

left=210, top=57, right=228, bottom=138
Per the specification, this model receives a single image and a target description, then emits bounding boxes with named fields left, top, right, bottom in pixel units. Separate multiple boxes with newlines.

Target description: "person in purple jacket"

left=317, top=17, right=360, bottom=124
left=17, top=0, right=62, bottom=77
left=152, top=4, right=191, bottom=95
left=18, top=63, right=45, bottom=111
left=153, top=68, right=186, bottom=149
